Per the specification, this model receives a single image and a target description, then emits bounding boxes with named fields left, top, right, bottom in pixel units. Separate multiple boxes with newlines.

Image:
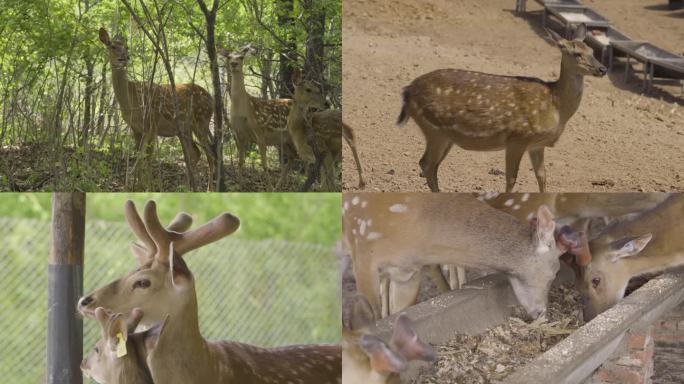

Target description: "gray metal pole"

left=47, top=193, right=86, bottom=384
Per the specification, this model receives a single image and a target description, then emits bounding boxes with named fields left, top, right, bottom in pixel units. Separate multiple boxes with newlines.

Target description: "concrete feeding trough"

left=584, top=27, right=633, bottom=68
left=370, top=268, right=684, bottom=383
left=611, top=41, right=684, bottom=92
left=543, top=6, right=611, bottom=38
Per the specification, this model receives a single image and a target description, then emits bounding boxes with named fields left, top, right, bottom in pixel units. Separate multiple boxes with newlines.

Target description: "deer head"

left=98, top=28, right=130, bottom=69
left=81, top=307, right=152, bottom=384
left=547, top=24, right=606, bottom=78
left=218, top=44, right=256, bottom=74
left=292, top=69, right=328, bottom=112
left=343, top=296, right=435, bottom=384
left=77, top=200, right=240, bottom=330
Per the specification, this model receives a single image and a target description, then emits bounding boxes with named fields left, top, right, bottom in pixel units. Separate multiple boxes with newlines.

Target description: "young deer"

left=397, top=24, right=606, bottom=192
left=563, top=194, right=684, bottom=321
left=219, top=45, right=299, bottom=189
left=343, top=122, right=366, bottom=189
left=343, top=296, right=435, bottom=384
left=81, top=307, right=153, bottom=384
left=289, top=69, right=341, bottom=191
left=343, top=193, right=584, bottom=320
left=77, top=200, right=341, bottom=383
left=98, top=28, right=216, bottom=189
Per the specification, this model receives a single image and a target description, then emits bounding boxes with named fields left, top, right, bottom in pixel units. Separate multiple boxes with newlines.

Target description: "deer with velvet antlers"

left=98, top=28, right=217, bottom=190
left=77, top=200, right=341, bottom=383
left=397, top=24, right=606, bottom=192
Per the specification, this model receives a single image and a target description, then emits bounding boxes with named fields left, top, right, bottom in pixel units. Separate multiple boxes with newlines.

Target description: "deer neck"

left=110, top=65, right=134, bottom=115
left=230, top=69, right=250, bottom=116
left=552, top=57, right=584, bottom=126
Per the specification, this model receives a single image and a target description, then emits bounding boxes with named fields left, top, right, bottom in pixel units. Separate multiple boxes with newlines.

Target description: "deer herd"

left=98, top=28, right=357, bottom=192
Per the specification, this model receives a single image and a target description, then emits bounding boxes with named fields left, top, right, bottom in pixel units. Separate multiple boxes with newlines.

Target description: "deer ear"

left=130, top=242, right=153, bottom=266
left=94, top=307, right=110, bottom=338
left=535, top=205, right=556, bottom=248
left=292, top=68, right=302, bottom=87
left=143, top=314, right=169, bottom=351
left=609, top=234, right=652, bottom=262
left=391, top=314, right=435, bottom=362
left=572, top=23, right=587, bottom=41
left=98, top=28, right=111, bottom=46
left=217, top=47, right=230, bottom=58
left=545, top=27, right=565, bottom=46
left=360, top=335, right=408, bottom=374
left=106, top=313, right=127, bottom=350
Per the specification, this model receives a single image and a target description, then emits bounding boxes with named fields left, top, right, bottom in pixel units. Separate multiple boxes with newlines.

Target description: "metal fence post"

left=47, top=193, right=86, bottom=384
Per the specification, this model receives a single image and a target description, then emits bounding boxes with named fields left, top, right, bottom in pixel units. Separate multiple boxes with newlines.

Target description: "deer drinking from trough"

left=81, top=307, right=155, bottom=384
left=288, top=69, right=342, bottom=191
left=342, top=296, right=435, bottom=384
left=219, top=45, right=299, bottom=189
left=77, top=200, right=341, bottom=383
left=397, top=24, right=606, bottom=192
left=562, top=194, right=684, bottom=321
left=343, top=193, right=585, bottom=320
left=98, top=28, right=217, bottom=189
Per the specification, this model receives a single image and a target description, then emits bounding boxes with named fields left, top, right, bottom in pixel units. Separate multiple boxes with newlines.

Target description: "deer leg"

left=195, top=131, right=217, bottom=191
left=321, top=153, right=337, bottom=191
left=528, top=148, right=546, bottom=192
left=257, top=142, right=273, bottom=190
left=354, top=259, right=382, bottom=319
left=426, top=265, right=450, bottom=293
left=504, top=143, right=526, bottom=192
left=344, top=135, right=365, bottom=189
left=419, top=136, right=452, bottom=192
left=388, top=267, right=422, bottom=315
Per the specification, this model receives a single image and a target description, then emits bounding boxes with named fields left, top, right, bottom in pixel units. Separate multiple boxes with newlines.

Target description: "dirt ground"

left=342, top=0, right=684, bottom=192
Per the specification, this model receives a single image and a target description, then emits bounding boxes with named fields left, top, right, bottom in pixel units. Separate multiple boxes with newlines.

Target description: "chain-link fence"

left=1, top=217, right=340, bottom=383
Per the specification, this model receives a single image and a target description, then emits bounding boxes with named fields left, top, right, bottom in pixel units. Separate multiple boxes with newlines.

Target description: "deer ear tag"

left=116, top=332, right=127, bottom=358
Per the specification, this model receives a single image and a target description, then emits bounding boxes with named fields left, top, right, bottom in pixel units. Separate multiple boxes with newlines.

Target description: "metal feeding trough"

left=584, top=27, right=632, bottom=68
left=543, top=6, right=610, bottom=38
left=516, top=0, right=583, bottom=13
left=611, top=41, right=684, bottom=92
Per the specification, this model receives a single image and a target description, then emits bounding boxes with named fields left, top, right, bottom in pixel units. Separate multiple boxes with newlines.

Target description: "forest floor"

left=0, top=142, right=310, bottom=192
left=342, top=0, right=684, bottom=192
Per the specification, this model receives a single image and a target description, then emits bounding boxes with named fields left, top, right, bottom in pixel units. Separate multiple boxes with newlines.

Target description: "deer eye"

left=591, top=277, right=601, bottom=288
left=133, top=279, right=151, bottom=289
left=94, top=346, right=99, bottom=354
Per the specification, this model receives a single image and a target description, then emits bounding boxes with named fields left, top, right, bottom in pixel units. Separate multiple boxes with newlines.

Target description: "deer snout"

left=77, top=295, right=96, bottom=315
left=595, top=65, right=607, bottom=77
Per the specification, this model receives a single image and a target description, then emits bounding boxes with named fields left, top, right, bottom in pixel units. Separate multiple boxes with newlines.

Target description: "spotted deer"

left=98, top=28, right=216, bottom=189
left=343, top=193, right=585, bottom=320
left=78, top=200, right=341, bottom=383
left=397, top=24, right=606, bottom=192
left=81, top=307, right=154, bottom=384
left=343, top=122, right=366, bottom=189
left=562, top=194, right=684, bottom=321
left=343, top=296, right=434, bottom=384
left=289, top=69, right=341, bottom=191
left=219, top=45, right=299, bottom=189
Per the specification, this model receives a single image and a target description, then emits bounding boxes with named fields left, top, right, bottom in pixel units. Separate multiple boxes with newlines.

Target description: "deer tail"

left=397, top=87, right=411, bottom=127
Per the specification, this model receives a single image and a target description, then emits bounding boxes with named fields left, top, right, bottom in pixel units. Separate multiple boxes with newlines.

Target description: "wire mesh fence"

left=0, top=217, right=340, bottom=383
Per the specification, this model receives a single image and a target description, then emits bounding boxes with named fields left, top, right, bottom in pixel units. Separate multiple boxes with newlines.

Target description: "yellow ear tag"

left=116, top=332, right=127, bottom=358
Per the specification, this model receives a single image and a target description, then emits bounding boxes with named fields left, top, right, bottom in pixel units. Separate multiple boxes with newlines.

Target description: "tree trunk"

left=277, top=0, right=296, bottom=97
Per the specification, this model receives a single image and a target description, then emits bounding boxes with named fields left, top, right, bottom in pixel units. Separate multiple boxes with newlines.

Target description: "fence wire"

left=0, top=217, right=340, bottom=383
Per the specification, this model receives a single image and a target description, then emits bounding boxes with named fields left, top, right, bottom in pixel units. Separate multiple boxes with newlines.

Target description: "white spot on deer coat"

left=361, top=200, right=368, bottom=208
left=359, top=220, right=367, bottom=236
left=389, top=204, right=408, bottom=213
left=521, top=193, right=530, bottom=202
left=343, top=201, right=349, bottom=211
left=504, top=199, right=514, bottom=207
left=513, top=204, right=520, bottom=210
left=367, top=232, right=382, bottom=240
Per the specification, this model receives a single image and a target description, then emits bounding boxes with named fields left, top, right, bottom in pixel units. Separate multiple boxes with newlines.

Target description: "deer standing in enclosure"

left=343, top=193, right=586, bottom=320
left=397, top=24, right=606, bottom=192
left=561, top=194, right=684, bottom=321
left=342, top=296, right=434, bottom=384
left=219, top=46, right=299, bottom=189
left=77, top=200, right=341, bottom=384
left=98, top=28, right=217, bottom=189
left=288, top=69, right=341, bottom=191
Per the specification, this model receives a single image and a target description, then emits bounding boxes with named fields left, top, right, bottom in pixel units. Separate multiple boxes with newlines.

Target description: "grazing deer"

left=563, top=194, right=684, bottom=321
left=343, top=122, right=366, bottom=189
left=343, top=296, right=435, bottom=384
left=77, top=200, right=341, bottom=383
left=397, top=24, right=606, bottom=192
left=289, top=69, right=341, bottom=191
left=98, top=28, right=216, bottom=189
left=219, top=45, right=299, bottom=189
left=81, top=307, right=153, bottom=384
left=343, top=193, right=585, bottom=320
